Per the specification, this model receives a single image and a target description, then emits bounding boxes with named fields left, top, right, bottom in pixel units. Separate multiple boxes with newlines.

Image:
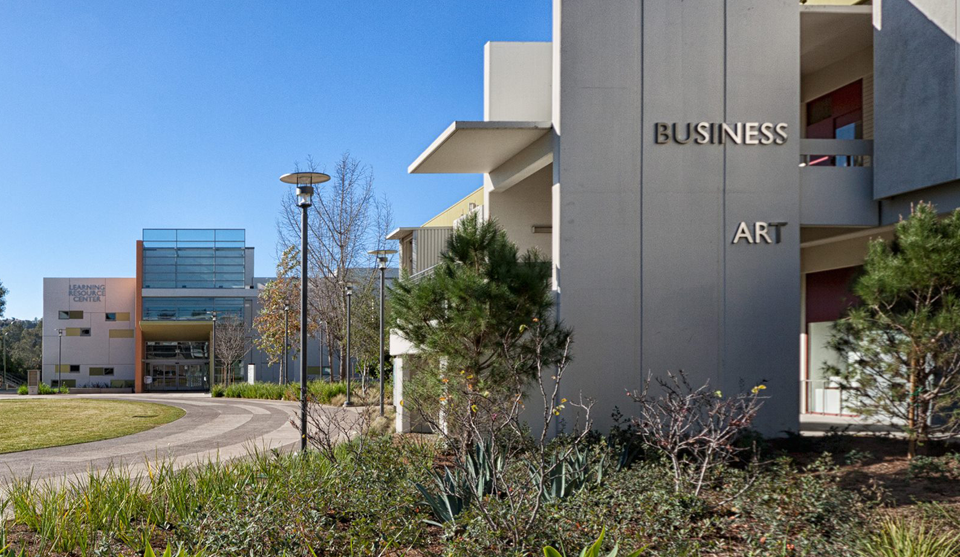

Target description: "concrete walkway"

left=0, top=394, right=316, bottom=487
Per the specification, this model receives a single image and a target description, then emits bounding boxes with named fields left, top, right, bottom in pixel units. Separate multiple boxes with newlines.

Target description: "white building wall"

left=485, top=165, right=554, bottom=258
left=42, top=278, right=136, bottom=387
left=484, top=42, right=553, bottom=122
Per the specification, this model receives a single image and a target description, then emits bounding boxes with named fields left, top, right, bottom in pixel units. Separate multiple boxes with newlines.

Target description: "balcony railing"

left=802, top=378, right=858, bottom=417
left=799, top=139, right=877, bottom=227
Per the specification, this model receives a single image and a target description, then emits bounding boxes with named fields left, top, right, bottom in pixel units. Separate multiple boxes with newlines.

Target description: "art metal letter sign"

left=732, top=222, right=787, bottom=245
left=69, top=284, right=106, bottom=302
left=655, top=122, right=788, bottom=145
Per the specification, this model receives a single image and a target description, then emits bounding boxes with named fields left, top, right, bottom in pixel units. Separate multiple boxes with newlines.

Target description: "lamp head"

left=295, top=185, right=314, bottom=208
left=367, top=249, right=397, bottom=270
left=280, top=172, right=330, bottom=209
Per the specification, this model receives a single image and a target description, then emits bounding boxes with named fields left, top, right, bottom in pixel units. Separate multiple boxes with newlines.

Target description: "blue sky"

left=0, top=1, right=552, bottom=319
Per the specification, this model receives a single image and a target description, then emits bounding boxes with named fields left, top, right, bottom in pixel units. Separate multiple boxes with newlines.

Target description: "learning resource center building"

left=390, top=0, right=960, bottom=435
left=42, top=229, right=335, bottom=391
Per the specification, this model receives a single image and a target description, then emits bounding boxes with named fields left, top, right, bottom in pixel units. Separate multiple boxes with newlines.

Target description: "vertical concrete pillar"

left=393, top=356, right=411, bottom=433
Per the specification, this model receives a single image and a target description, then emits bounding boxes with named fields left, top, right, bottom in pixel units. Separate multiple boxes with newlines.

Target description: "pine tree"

left=390, top=213, right=569, bottom=434
left=829, top=202, right=960, bottom=457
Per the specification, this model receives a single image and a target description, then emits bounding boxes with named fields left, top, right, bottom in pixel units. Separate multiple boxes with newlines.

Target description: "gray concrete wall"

left=874, top=0, right=960, bottom=198
left=556, top=0, right=800, bottom=435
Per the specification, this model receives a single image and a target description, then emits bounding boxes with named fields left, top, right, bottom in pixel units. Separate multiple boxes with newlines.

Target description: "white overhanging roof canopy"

left=408, top=121, right=552, bottom=174
left=386, top=227, right=419, bottom=240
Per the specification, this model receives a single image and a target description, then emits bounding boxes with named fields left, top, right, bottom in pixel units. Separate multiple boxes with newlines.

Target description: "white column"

left=393, top=356, right=411, bottom=433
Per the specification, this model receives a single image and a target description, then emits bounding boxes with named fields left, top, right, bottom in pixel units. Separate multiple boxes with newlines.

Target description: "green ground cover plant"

left=211, top=380, right=390, bottom=406
left=0, top=430, right=892, bottom=557
left=0, top=400, right=183, bottom=454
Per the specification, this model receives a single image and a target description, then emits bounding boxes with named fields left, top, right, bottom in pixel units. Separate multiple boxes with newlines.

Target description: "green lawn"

left=0, top=399, right=185, bottom=454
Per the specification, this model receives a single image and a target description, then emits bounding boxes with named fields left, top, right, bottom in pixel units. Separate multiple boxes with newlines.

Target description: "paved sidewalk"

left=0, top=394, right=307, bottom=487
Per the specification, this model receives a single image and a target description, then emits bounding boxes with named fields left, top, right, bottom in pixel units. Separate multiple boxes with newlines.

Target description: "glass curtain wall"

left=142, top=297, right=244, bottom=321
left=142, top=229, right=246, bottom=289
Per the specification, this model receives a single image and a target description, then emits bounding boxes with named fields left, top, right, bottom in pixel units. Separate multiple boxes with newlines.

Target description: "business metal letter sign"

left=69, top=284, right=106, bottom=302
left=655, top=122, right=788, bottom=145
left=732, top=222, right=786, bottom=245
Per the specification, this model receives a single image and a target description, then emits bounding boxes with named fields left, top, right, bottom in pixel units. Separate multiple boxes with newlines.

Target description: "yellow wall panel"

left=109, top=329, right=135, bottom=339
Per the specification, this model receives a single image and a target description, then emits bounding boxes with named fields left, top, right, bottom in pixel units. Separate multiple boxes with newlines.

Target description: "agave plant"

left=543, top=528, right=646, bottom=557
left=414, top=467, right=472, bottom=527
left=463, top=437, right=505, bottom=497
left=535, top=446, right=604, bottom=502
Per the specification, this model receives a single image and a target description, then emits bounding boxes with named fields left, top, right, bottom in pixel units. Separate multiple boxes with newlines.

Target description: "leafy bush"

left=908, top=455, right=954, bottom=479
left=209, top=384, right=225, bottom=397
left=21, top=383, right=67, bottom=395
left=858, top=519, right=960, bottom=557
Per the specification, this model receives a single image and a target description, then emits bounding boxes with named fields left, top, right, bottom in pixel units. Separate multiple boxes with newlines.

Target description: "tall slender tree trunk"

left=908, top=361, right=918, bottom=459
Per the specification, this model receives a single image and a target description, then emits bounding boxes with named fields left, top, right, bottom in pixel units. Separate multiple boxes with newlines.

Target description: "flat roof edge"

left=408, top=120, right=553, bottom=174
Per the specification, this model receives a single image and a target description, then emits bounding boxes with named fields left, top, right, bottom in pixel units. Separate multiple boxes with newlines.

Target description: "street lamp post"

left=208, top=311, right=218, bottom=387
left=281, top=171, right=330, bottom=452
left=368, top=249, right=397, bottom=416
left=319, top=320, right=328, bottom=383
left=57, top=328, right=63, bottom=393
left=344, top=284, right=353, bottom=407
left=283, top=304, right=290, bottom=384
left=2, top=328, right=7, bottom=391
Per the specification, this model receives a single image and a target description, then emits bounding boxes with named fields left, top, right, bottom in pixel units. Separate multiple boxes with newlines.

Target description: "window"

left=80, top=328, right=91, bottom=337
left=106, top=313, right=116, bottom=321
left=804, top=267, right=862, bottom=416
left=59, top=311, right=69, bottom=319
left=142, top=297, right=244, bottom=321
left=58, top=310, right=83, bottom=319
left=142, top=229, right=246, bottom=289
left=92, top=367, right=115, bottom=376
left=69, top=365, right=80, bottom=373
left=104, top=367, right=114, bottom=376
left=805, top=80, right=864, bottom=167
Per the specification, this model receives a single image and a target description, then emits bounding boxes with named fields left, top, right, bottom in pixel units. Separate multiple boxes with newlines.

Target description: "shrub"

left=30, top=383, right=66, bottom=395
left=630, top=369, right=765, bottom=496
left=908, top=455, right=953, bottom=480
left=210, top=380, right=388, bottom=406
left=16, top=385, right=26, bottom=395
left=858, top=519, right=960, bottom=557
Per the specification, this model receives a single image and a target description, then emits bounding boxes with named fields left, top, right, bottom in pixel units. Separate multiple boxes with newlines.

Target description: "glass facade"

left=142, top=297, right=244, bottom=321
left=142, top=229, right=246, bottom=289
left=145, top=341, right=210, bottom=360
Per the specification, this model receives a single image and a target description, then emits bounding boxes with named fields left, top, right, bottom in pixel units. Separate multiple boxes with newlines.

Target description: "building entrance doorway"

left=145, top=361, right=208, bottom=391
